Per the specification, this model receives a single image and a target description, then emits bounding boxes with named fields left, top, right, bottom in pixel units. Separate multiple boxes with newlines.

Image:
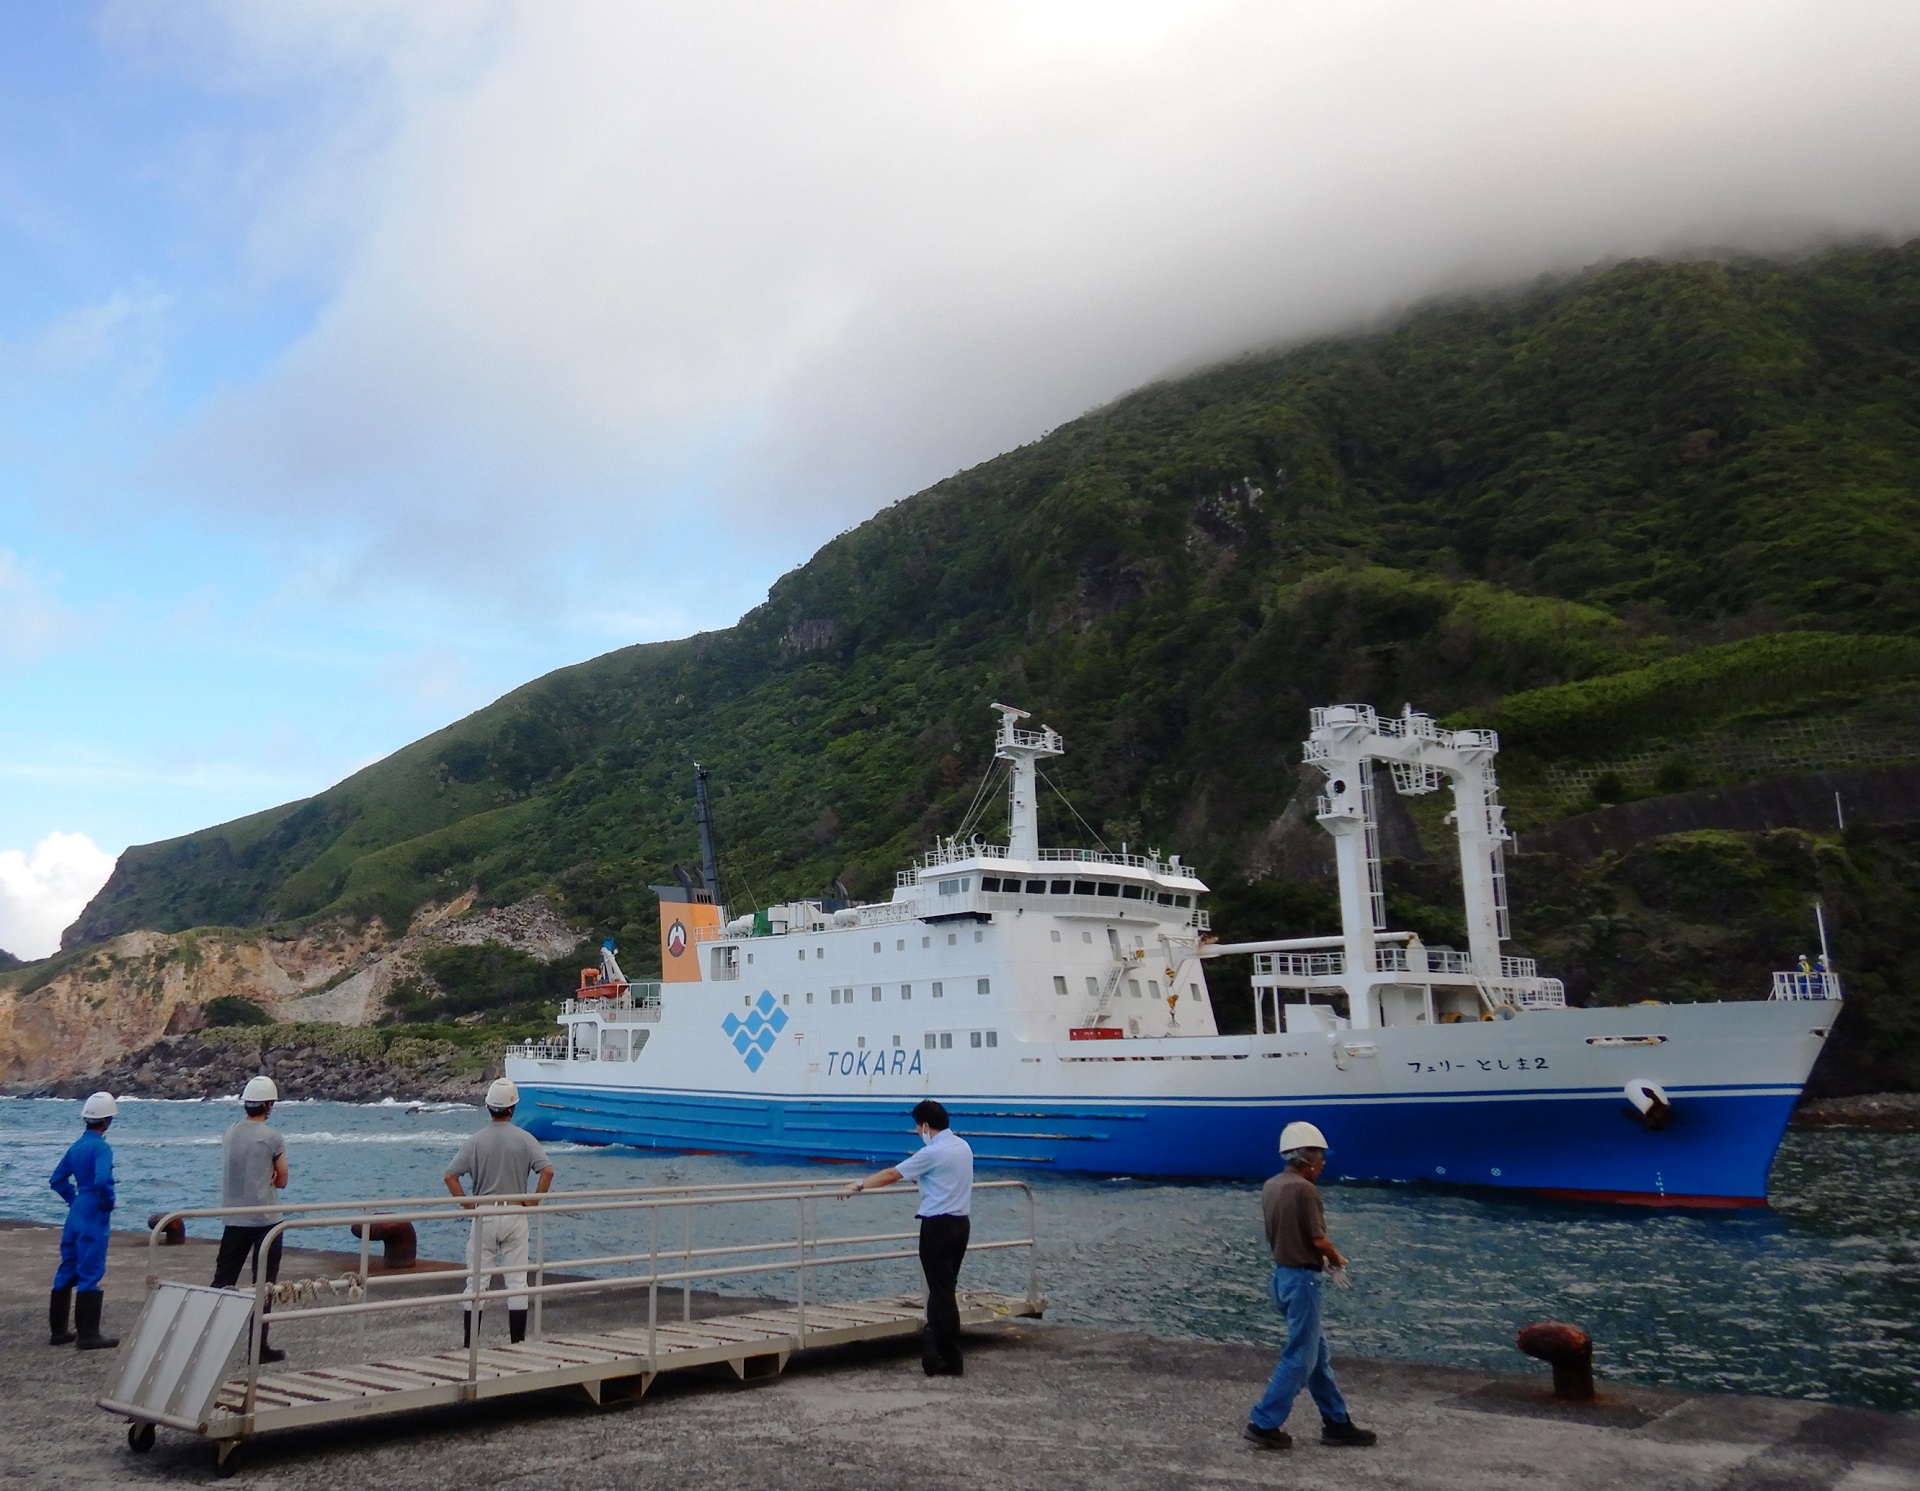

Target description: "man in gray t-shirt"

left=446, top=1078, right=554, bottom=1346
left=211, top=1076, right=291, bottom=1363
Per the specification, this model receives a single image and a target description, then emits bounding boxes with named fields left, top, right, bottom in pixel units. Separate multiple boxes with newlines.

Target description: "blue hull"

left=519, top=1082, right=1798, bottom=1205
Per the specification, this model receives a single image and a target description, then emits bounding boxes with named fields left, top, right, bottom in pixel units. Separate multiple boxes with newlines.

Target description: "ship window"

left=783, top=993, right=790, bottom=1005
left=970, top=1031, right=983, bottom=1048
left=1027, top=879, right=1046, bottom=893
left=940, top=1032, right=953, bottom=1049
left=830, top=989, right=839, bottom=1004
left=974, top=930, right=984, bottom=943
left=925, top=1033, right=938, bottom=1049
left=807, top=991, right=815, bottom=1004
left=1053, top=976, right=1068, bottom=996
left=947, top=933, right=957, bottom=946
left=938, top=878, right=971, bottom=895
left=981, top=876, right=1001, bottom=892
left=857, top=1036, right=866, bottom=1048
left=986, top=1030, right=998, bottom=1048
left=1086, top=976, right=1100, bottom=996
left=932, top=981, right=944, bottom=998
left=922, top=936, right=931, bottom=948
left=977, top=977, right=991, bottom=995
left=901, top=983, right=912, bottom=1001
left=1121, top=884, right=1144, bottom=900
left=1156, top=893, right=1173, bottom=905
left=816, top=947, right=824, bottom=958
left=1190, top=984, right=1200, bottom=1000
left=1051, top=879, right=1072, bottom=894
left=1074, top=879, right=1095, bottom=896
left=1050, top=930, right=1062, bottom=943
left=897, top=939, right=906, bottom=951
left=1128, top=979, right=1142, bottom=998
left=871, top=985, right=883, bottom=1002
left=1175, top=895, right=1191, bottom=908
left=893, top=1034, right=901, bottom=1047
left=1134, top=935, right=1145, bottom=949
left=1098, top=882, right=1120, bottom=898
left=1148, top=980, right=1160, bottom=999
left=746, top=952, right=754, bottom=964
left=1082, top=931, right=1093, bottom=944
left=798, top=950, right=806, bottom=961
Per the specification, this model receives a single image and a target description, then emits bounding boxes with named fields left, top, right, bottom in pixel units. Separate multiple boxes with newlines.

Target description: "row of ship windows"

left=820, top=980, right=991, bottom=1003
left=1053, top=975, right=1197, bottom=1000
left=845, top=1031, right=1000, bottom=1050
left=759, top=929, right=988, bottom=965
left=938, top=874, right=1192, bottom=907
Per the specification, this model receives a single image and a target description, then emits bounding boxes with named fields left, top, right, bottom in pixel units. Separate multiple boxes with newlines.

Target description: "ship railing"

left=1487, top=978, right=1568, bottom=1010
left=1036, top=848, right=1200, bottom=879
left=1426, top=948, right=1475, bottom=975
left=1003, top=725, right=1064, bottom=753
left=131, top=1179, right=1041, bottom=1429
left=1375, top=946, right=1408, bottom=972
left=916, top=842, right=1011, bottom=872
left=1499, top=955, right=1538, bottom=979
left=505, top=1039, right=570, bottom=1061
left=1770, top=970, right=1843, bottom=1001
left=562, top=987, right=664, bottom=1022
left=1255, top=950, right=1345, bottom=979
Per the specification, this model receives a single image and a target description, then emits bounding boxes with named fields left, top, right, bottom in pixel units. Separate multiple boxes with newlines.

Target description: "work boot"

left=1243, top=1423, right=1293, bottom=1450
left=1320, top=1416, right=1377, bottom=1447
left=49, top=1288, right=75, bottom=1345
left=74, top=1291, right=118, bottom=1351
left=508, top=1310, right=528, bottom=1345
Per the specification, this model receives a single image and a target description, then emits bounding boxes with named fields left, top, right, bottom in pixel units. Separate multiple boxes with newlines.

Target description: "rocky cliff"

left=0, top=896, right=580, bottom=1088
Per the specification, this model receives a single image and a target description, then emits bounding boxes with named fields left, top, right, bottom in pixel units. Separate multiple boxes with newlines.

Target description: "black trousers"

left=918, top=1214, right=970, bottom=1370
left=212, top=1226, right=285, bottom=1348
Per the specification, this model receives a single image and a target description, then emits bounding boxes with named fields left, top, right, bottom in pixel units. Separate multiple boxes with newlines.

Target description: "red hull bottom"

left=1528, top=1187, right=1766, bottom=1209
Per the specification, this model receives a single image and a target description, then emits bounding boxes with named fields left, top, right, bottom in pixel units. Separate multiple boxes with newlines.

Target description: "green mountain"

left=63, top=243, right=1920, bottom=1091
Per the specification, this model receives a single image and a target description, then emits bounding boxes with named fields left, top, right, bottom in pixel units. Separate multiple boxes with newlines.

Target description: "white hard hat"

left=81, top=1091, right=118, bottom=1120
left=1279, top=1120, right=1329, bottom=1154
left=486, top=1077, right=519, bottom=1111
left=242, top=1076, right=279, bottom=1104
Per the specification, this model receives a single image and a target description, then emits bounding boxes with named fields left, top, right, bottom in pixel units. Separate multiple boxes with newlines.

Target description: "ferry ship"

left=507, top=704, right=1840, bottom=1205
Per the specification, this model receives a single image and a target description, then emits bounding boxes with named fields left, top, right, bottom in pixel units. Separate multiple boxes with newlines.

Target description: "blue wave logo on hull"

left=722, top=991, right=789, bottom=1072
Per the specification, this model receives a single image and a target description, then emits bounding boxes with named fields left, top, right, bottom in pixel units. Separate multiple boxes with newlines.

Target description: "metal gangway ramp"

left=104, top=1178, right=1042, bottom=1475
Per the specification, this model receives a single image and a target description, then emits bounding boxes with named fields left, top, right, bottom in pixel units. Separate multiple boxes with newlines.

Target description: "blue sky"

left=3, top=1, right=1918, bottom=957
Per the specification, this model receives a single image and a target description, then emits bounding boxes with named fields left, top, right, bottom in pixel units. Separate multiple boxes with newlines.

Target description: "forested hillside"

left=55, top=244, right=1920, bottom=1091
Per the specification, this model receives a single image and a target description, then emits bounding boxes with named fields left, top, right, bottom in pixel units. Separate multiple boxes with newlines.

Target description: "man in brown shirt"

left=1245, top=1121, right=1377, bottom=1451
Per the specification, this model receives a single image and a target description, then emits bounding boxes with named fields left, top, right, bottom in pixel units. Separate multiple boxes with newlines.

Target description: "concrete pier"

left=4, top=1223, right=1914, bottom=1489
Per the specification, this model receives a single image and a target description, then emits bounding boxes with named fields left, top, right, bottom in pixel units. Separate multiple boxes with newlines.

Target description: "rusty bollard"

left=1516, top=1321, right=1595, bottom=1401
left=146, top=1212, right=186, bottom=1245
left=350, top=1220, right=419, bottom=1270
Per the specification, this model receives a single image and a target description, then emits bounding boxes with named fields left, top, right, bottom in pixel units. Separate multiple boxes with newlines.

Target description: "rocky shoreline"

left=13, top=1025, right=501, bottom=1105
left=1788, top=1091, right=1920, bottom=1131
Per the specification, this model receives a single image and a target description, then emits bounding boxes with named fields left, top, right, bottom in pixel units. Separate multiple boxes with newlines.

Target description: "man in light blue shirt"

left=846, top=1099, right=974, bottom=1375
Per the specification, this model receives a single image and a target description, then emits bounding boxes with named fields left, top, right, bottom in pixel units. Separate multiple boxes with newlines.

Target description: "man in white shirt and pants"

left=846, top=1099, right=974, bottom=1376
left=445, top=1079, right=555, bottom=1347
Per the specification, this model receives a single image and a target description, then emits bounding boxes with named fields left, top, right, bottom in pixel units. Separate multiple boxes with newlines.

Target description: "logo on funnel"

left=666, top=919, right=687, bottom=958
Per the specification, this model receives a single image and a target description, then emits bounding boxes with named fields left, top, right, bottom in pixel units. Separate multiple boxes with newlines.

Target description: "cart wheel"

left=127, top=1422, right=156, bottom=1453
left=214, top=1441, right=242, bottom=1477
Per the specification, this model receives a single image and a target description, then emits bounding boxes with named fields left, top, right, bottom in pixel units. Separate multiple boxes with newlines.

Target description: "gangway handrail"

left=133, top=1178, right=1040, bottom=1432
left=145, top=1175, right=864, bottom=1276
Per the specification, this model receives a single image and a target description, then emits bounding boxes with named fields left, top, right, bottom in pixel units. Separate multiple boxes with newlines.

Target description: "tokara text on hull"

left=508, top=704, right=1839, bottom=1206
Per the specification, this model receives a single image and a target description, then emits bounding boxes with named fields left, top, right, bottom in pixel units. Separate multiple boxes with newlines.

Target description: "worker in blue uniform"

left=50, top=1091, right=121, bottom=1350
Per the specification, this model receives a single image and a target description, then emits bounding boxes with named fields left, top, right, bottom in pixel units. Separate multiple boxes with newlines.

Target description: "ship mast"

left=992, top=704, right=1064, bottom=862
left=694, top=763, right=724, bottom=906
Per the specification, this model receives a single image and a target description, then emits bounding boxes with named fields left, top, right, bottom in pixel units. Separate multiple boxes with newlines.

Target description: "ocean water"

left=4, top=1097, right=1914, bottom=1414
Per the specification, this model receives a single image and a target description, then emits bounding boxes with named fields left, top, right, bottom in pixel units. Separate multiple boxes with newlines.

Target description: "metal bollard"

left=147, top=1212, right=186, bottom=1245
left=349, top=1220, right=419, bottom=1270
left=1515, top=1321, right=1595, bottom=1401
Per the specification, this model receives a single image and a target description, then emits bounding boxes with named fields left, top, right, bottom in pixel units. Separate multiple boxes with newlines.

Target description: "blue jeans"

left=1250, top=1265, right=1350, bottom=1429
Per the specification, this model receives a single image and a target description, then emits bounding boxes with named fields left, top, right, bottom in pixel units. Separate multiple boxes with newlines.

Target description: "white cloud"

left=99, top=0, right=1920, bottom=625
left=0, top=832, right=116, bottom=961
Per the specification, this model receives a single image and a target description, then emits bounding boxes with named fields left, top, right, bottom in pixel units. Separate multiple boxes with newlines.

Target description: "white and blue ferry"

left=508, top=704, right=1839, bottom=1206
